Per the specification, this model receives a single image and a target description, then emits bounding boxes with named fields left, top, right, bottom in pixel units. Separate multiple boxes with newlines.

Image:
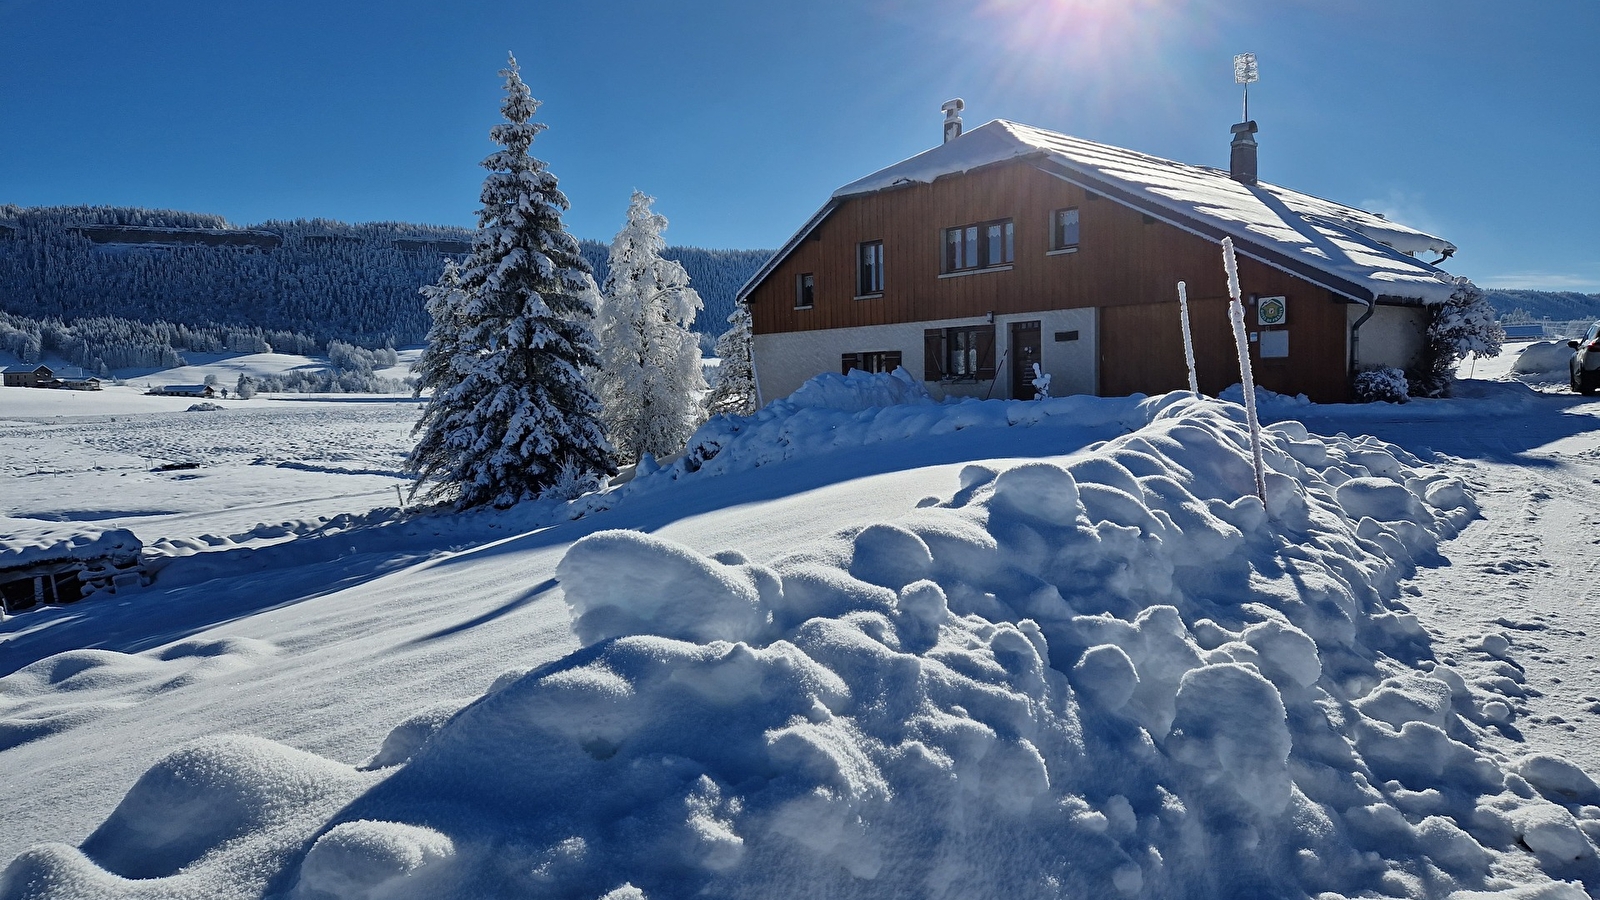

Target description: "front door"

left=1010, top=320, right=1042, bottom=399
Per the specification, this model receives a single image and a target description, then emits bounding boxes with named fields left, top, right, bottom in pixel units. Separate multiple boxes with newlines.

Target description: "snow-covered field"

left=3, top=356, right=1600, bottom=899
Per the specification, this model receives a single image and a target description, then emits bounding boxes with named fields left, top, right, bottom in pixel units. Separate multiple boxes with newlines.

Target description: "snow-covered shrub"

left=1353, top=366, right=1409, bottom=403
left=1412, top=280, right=1504, bottom=398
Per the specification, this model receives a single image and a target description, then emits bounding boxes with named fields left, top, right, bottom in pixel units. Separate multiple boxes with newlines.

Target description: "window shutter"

left=976, top=326, right=997, bottom=380
left=841, top=352, right=861, bottom=375
left=923, top=330, right=945, bottom=381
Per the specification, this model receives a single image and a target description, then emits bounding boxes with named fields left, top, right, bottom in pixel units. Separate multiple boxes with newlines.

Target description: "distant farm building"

left=2, top=364, right=102, bottom=390
left=2, top=364, right=52, bottom=387
left=147, top=384, right=216, bottom=398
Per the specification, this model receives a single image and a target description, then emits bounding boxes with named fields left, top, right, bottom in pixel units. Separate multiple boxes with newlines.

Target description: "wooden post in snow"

left=1177, top=281, right=1199, bottom=395
left=1221, top=238, right=1267, bottom=504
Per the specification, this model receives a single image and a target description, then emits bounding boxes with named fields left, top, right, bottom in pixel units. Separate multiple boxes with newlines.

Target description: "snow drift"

left=3, top=390, right=1597, bottom=900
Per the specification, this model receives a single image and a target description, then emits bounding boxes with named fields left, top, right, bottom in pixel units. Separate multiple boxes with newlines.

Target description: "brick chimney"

left=1230, top=121, right=1258, bottom=185
left=942, top=99, right=965, bottom=143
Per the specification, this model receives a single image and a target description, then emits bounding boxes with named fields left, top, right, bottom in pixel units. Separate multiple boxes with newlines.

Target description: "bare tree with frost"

left=408, top=55, right=615, bottom=508
left=592, top=191, right=707, bottom=464
left=704, top=304, right=757, bottom=417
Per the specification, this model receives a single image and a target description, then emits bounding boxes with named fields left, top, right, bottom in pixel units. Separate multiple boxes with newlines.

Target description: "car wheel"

left=1583, top=372, right=1599, bottom=396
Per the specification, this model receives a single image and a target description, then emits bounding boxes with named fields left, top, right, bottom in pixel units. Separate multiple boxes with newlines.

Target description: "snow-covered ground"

left=2, top=359, right=1599, bottom=899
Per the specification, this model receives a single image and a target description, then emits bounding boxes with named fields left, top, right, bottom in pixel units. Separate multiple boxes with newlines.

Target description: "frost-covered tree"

left=1411, top=280, right=1504, bottom=398
left=407, top=55, right=615, bottom=509
left=235, top=373, right=256, bottom=399
left=705, top=304, right=757, bottom=417
left=592, top=191, right=707, bottom=463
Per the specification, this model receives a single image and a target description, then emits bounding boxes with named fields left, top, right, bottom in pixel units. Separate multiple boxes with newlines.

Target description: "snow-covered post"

left=1221, top=238, right=1267, bottom=504
left=1177, top=280, right=1199, bottom=395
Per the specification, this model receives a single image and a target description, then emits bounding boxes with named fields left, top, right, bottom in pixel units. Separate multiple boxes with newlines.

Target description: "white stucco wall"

left=1347, top=303, right=1428, bottom=372
left=753, top=308, right=1098, bottom=405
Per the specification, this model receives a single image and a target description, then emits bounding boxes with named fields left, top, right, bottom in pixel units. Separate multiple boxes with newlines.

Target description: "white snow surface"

left=3, top=370, right=1600, bottom=899
left=829, top=119, right=1461, bottom=304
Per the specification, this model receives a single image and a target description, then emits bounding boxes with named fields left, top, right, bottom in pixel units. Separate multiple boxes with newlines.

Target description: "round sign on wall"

left=1257, top=295, right=1287, bottom=326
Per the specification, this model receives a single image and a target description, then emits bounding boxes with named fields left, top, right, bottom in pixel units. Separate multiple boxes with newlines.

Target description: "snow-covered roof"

left=2, top=364, right=50, bottom=374
left=743, top=119, right=1462, bottom=306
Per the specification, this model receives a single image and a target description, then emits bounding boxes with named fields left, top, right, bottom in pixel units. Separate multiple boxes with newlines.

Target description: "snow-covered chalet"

left=736, top=105, right=1465, bottom=403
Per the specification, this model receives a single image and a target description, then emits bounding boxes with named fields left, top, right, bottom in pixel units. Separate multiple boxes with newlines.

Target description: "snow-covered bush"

left=1354, top=366, right=1409, bottom=403
left=1412, top=280, right=1504, bottom=398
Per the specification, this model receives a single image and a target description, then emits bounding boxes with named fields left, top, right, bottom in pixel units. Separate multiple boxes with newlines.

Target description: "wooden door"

left=1010, top=320, right=1042, bottom=399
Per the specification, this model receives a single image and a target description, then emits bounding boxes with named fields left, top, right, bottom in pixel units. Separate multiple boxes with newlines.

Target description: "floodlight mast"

left=1234, top=52, right=1259, bottom=122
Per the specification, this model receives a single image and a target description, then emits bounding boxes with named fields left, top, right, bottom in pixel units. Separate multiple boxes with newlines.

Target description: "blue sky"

left=3, top=0, right=1596, bottom=291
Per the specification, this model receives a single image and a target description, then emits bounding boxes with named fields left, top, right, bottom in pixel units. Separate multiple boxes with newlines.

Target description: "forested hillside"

left=0, top=205, right=770, bottom=353
left=1483, top=288, right=1600, bottom=325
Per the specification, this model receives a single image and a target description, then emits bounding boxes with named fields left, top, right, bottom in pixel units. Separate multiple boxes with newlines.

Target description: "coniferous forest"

left=0, top=204, right=770, bottom=370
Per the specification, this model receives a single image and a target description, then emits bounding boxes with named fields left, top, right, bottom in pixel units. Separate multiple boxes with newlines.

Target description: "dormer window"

left=944, top=219, right=1013, bottom=273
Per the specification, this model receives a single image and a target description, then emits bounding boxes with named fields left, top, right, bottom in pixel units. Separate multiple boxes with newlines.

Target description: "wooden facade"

left=746, top=160, right=1366, bottom=402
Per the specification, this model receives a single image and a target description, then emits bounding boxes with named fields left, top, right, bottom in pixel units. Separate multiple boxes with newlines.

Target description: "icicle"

left=1221, top=238, right=1267, bottom=505
left=1177, top=281, right=1199, bottom=395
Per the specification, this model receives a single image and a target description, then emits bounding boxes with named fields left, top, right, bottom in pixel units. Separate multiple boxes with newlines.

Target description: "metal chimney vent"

left=942, top=98, right=965, bottom=144
left=1230, top=121, right=1259, bottom=185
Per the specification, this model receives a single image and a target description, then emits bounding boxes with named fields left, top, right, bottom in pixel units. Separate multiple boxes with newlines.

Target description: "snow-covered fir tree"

left=592, top=191, right=707, bottom=463
left=409, top=259, right=468, bottom=402
left=407, top=55, right=615, bottom=508
left=705, top=304, right=757, bottom=417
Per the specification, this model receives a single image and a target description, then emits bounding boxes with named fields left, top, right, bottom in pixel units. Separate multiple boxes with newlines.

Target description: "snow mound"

left=7, top=398, right=1598, bottom=899
left=587, top=369, right=1185, bottom=508
left=1508, top=341, right=1575, bottom=386
left=784, top=366, right=933, bottom=411
left=0, top=638, right=279, bottom=751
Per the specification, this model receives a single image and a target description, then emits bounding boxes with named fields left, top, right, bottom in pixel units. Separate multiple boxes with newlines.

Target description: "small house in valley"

left=737, top=105, right=1465, bottom=404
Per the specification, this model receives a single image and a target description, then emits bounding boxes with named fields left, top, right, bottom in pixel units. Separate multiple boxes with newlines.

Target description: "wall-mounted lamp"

left=985, top=311, right=995, bottom=324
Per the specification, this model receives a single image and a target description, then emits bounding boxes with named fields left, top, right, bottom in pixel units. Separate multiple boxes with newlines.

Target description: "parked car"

left=1571, top=321, right=1600, bottom=395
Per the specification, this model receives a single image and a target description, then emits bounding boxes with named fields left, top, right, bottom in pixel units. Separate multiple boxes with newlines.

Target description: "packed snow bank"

left=0, top=523, right=141, bottom=573
left=9, top=395, right=1598, bottom=899
left=574, top=370, right=1186, bottom=517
